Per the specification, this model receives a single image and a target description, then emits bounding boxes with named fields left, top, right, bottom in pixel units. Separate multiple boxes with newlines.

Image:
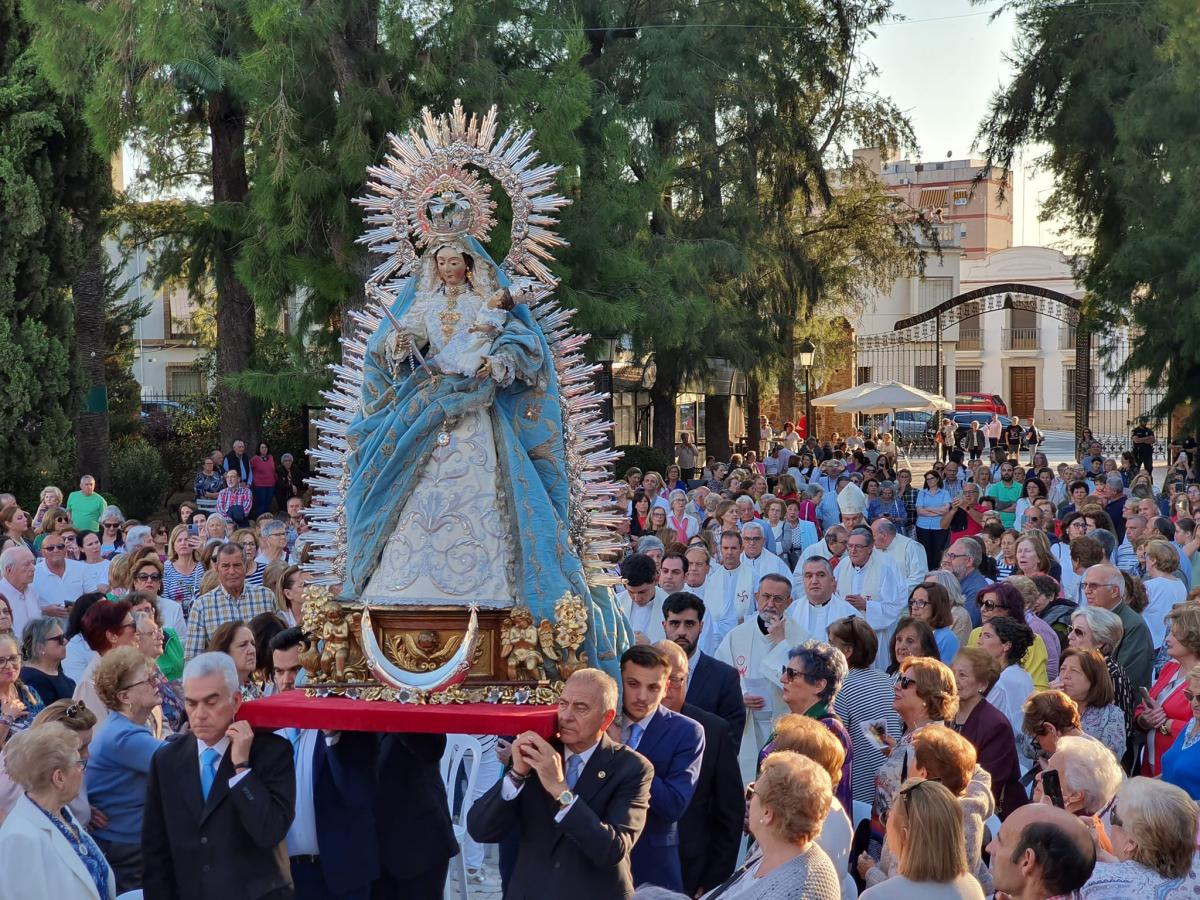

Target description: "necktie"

left=627, top=722, right=644, bottom=750
left=565, top=753, right=583, bottom=789
left=200, top=748, right=220, bottom=800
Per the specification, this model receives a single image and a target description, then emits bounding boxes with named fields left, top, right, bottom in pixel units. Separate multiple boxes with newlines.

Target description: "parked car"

left=139, top=399, right=185, bottom=422
left=889, top=411, right=935, bottom=440
left=954, top=392, right=1008, bottom=415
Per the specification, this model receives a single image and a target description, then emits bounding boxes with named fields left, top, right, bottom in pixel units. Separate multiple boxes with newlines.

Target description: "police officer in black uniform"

left=1131, top=416, right=1155, bottom=474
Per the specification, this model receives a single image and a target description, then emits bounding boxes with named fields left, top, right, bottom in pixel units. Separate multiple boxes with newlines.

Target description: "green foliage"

left=0, top=0, right=96, bottom=497
left=100, top=260, right=148, bottom=441
left=110, top=436, right=171, bottom=519
left=975, top=0, right=1200, bottom=425
left=614, top=446, right=670, bottom=481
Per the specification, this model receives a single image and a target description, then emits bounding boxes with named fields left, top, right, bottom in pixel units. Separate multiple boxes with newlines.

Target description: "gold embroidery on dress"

left=438, top=283, right=464, bottom=343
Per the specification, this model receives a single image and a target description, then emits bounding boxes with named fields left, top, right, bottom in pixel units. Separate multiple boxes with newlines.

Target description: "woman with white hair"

left=1068, top=606, right=1136, bottom=735
left=1040, top=735, right=1125, bottom=853
left=0, top=723, right=115, bottom=899
left=1081, top=778, right=1199, bottom=897
left=667, top=490, right=698, bottom=542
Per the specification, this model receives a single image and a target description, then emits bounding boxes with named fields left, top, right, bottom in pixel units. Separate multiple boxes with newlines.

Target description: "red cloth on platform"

left=236, top=691, right=559, bottom=737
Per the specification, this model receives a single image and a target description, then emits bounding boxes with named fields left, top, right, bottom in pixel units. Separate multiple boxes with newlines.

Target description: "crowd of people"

left=0, top=424, right=1200, bottom=899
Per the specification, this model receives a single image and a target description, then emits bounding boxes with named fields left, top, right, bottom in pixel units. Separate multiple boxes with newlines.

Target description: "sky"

left=862, top=0, right=1069, bottom=247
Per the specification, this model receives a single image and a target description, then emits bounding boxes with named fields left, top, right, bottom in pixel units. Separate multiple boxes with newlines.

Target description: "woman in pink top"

left=248, top=442, right=277, bottom=516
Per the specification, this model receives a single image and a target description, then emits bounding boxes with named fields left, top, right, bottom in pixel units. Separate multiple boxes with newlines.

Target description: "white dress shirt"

left=32, top=559, right=86, bottom=609
left=0, top=578, right=41, bottom=636
left=197, top=735, right=252, bottom=789
left=501, top=738, right=601, bottom=821
left=274, top=728, right=341, bottom=856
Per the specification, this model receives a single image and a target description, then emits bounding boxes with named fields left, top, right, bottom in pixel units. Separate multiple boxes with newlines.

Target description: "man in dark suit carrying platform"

left=467, top=668, right=653, bottom=900
left=616, top=644, right=704, bottom=892
left=142, top=652, right=296, bottom=900
left=655, top=640, right=743, bottom=898
left=662, top=592, right=745, bottom=743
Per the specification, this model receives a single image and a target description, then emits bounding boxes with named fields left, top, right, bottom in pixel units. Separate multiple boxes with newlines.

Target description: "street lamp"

left=798, top=338, right=816, bottom=438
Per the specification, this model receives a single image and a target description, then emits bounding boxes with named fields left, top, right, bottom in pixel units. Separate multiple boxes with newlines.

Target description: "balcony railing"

left=957, top=328, right=982, bottom=350
left=1059, top=326, right=1077, bottom=349
left=1002, top=327, right=1041, bottom=350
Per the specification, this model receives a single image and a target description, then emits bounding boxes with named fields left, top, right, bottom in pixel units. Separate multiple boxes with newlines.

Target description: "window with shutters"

left=166, top=366, right=204, bottom=396
left=953, top=189, right=970, bottom=206
left=955, top=369, right=981, bottom=394
left=914, top=366, right=943, bottom=394
left=918, top=277, right=954, bottom=313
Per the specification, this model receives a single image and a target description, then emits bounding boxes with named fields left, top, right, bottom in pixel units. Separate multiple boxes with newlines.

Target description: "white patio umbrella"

left=836, top=381, right=953, bottom=415
left=808, top=382, right=884, bottom=407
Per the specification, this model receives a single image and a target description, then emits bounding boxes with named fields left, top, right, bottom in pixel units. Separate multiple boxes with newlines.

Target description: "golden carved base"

left=298, top=586, right=584, bottom=704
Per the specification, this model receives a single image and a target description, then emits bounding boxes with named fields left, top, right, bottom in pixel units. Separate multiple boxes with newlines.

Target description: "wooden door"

left=1011, top=367, right=1036, bottom=419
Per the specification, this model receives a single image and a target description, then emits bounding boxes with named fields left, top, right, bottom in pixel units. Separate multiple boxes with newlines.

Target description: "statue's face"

left=436, top=248, right=468, bottom=285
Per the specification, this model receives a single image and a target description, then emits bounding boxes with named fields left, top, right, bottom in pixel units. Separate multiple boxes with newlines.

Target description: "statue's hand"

left=476, top=359, right=491, bottom=380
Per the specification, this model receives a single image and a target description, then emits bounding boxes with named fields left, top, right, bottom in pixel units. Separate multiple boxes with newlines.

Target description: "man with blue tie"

left=141, top=653, right=295, bottom=900
left=269, top=628, right=379, bottom=899
left=467, top=669, right=654, bottom=900
left=616, top=644, right=704, bottom=892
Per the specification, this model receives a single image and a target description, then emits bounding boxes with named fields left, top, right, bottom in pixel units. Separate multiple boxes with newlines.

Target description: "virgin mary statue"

left=304, top=104, right=627, bottom=687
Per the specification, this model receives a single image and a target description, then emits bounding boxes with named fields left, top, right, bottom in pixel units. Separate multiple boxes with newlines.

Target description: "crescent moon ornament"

left=359, top=605, right=480, bottom=696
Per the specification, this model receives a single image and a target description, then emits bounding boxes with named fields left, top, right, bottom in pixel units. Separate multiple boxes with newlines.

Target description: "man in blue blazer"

left=270, top=628, right=380, bottom=899
left=662, top=592, right=746, bottom=743
left=616, top=644, right=704, bottom=892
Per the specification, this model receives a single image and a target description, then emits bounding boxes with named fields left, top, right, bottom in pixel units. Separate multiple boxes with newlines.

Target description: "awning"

left=919, top=188, right=948, bottom=209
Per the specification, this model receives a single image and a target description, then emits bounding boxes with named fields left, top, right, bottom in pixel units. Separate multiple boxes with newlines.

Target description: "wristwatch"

left=556, top=789, right=575, bottom=811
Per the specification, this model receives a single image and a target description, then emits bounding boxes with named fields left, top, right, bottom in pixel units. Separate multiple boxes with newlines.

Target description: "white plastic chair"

left=440, top=734, right=483, bottom=900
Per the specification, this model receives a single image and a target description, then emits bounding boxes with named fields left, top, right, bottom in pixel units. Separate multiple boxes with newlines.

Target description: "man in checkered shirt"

left=184, top=543, right=278, bottom=660
left=215, top=468, right=253, bottom=525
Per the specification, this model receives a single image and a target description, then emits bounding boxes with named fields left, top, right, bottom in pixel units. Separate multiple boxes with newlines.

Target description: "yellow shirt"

left=967, top=625, right=1050, bottom=690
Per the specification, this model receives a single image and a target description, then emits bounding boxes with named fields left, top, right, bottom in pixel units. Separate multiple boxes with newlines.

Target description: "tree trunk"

left=650, top=376, right=678, bottom=461
left=208, top=88, right=259, bottom=451
left=745, top=374, right=762, bottom=456
left=73, top=240, right=110, bottom=487
left=705, top=394, right=731, bottom=463
left=778, top=327, right=796, bottom=423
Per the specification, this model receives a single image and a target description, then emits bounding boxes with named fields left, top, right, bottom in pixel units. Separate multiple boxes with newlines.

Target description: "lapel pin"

left=597, top=771, right=606, bottom=779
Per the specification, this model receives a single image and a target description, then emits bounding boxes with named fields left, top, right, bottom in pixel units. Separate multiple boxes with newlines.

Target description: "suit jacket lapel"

left=174, top=734, right=206, bottom=826
left=688, top=653, right=710, bottom=700
left=549, top=736, right=618, bottom=850
left=633, top=709, right=667, bottom=760
left=23, top=800, right=97, bottom=897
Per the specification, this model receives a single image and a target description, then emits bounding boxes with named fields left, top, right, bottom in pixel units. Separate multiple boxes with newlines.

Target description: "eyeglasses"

left=745, top=782, right=757, bottom=801
left=119, top=678, right=149, bottom=693
left=896, top=675, right=917, bottom=690
left=45, top=634, right=67, bottom=646
left=909, top=599, right=930, bottom=611
left=847, top=542, right=869, bottom=550
left=1069, top=626, right=1088, bottom=637
left=64, top=701, right=88, bottom=718
left=135, top=572, right=163, bottom=583
left=42, top=543, right=65, bottom=551
left=1185, top=689, right=1200, bottom=704
left=1081, top=581, right=1115, bottom=592
left=1109, top=803, right=1123, bottom=829
left=781, top=665, right=822, bottom=685
left=0, top=655, right=19, bottom=668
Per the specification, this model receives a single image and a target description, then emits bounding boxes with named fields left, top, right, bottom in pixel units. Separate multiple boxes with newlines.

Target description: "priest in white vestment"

left=700, top=531, right=757, bottom=656
left=834, top=526, right=906, bottom=671
left=788, top=555, right=861, bottom=636
left=715, top=572, right=809, bottom=781
left=617, top=553, right=668, bottom=644
left=871, top=518, right=929, bottom=590
left=739, top=521, right=791, bottom=585
left=682, top=545, right=711, bottom=606
left=795, top=525, right=847, bottom=573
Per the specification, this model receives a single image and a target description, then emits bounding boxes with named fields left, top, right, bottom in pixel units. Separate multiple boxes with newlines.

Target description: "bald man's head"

left=987, top=803, right=1095, bottom=899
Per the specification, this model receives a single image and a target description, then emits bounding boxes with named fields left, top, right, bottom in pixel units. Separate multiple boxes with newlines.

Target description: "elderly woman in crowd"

left=1080, top=778, right=1198, bottom=898
left=131, top=609, right=184, bottom=733
left=950, top=648, right=1027, bottom=819
left=0, top=723, right=115, bottom=899
left=1055, top=648, right=1125, bottom=759
left=1039, top=735, right=1124, bottom=854
left=71, top=600, right=136, bottom=731
left=872, top=657, right=959, bottom=833
left=859, top=778, right=986, bottom=900
left=867, top=481, right=907, bottom=531
left=887, top=617, right=940, bottom=674
left=31, top=486, right=65, bottom=533
left=18, top=617, right=73, bottom=708
left=128, top=554, right=187, bottom=643
left=704, top=751, right=842, bottom=898
left=85, top=646, right=163, bottom=891
left=767, top=714, right=854, bottom=893
left=968, top=582, right=1050, bottom=689
left=1021, top=689, right=1092, bottom=765
left=667, top=489, right=699, bottom=542
left=207, top=619, right=262, bottom=700
left=204, top=513, right=230, bottom=544
left=1068, top=606, right=1136, bottom=735
left=32, top=507, right=73, bottom=554
left=860, top=726, right=992, bottom=896
left=907, top=582, right=959, bottom=662
left=1135, top=602, right=1200, bottom=776
left=772, top=640, right=853, bottom=813
left=1160, top=662, right=1200, bottom=800
left=162, top=524, right=203, bottom=621
left=977, top=615, right=1036, bottom=740
left=1006, top=573, right=1062, bottom=680
left=828, top=616, right=902, bottom=808
left=1141, top=539, right=1187, bottom=648
left=0, top=632, right=43, bottom=741
left=0, top=698, right=101, bottom=824
left=1029, top=573, right=1074, bottom=652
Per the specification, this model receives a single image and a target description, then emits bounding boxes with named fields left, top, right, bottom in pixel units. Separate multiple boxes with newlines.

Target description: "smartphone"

left=1041, top=769, right=1065, bottom=808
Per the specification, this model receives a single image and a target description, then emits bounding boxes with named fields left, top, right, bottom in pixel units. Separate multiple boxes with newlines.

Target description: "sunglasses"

left=897, top=675, right=917, bottom=690
left=42, top=543, right=65, bottom=551
left=745, top=782, right=756, bottom=801
left=980, top=600, right=1003, bottom=611
left=781, top=665, right=822, bottom=685
left=45, top=634, right=68, bottom=646
left=1185, top=689, right=1199, bottom=704
left=135, top=572, right=163, bottom=583
left=1069, top=626, right=1088, bottom=637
